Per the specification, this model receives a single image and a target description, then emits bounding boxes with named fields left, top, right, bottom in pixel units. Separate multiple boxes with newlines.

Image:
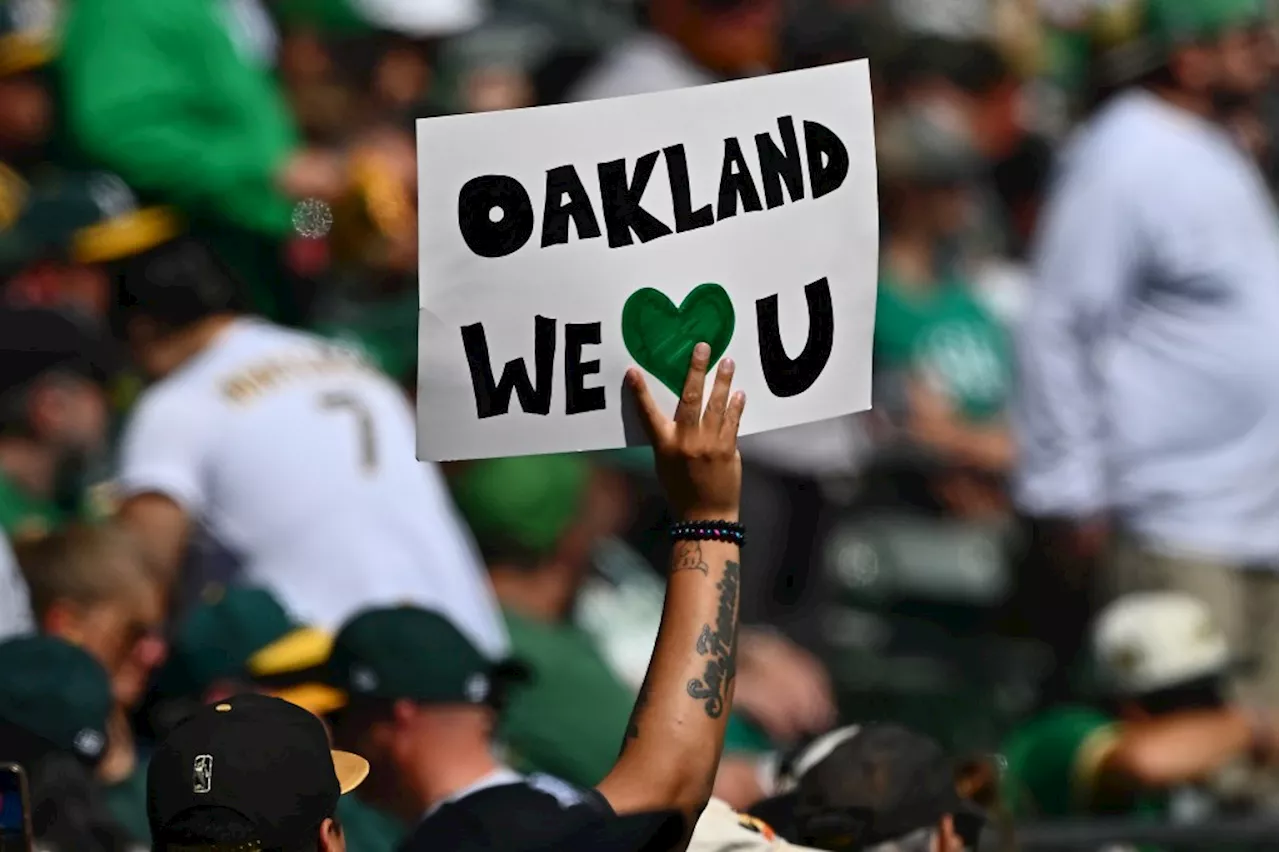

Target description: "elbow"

left=600, top=756, right=715, bottom=820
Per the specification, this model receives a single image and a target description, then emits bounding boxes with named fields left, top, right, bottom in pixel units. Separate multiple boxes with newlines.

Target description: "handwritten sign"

left=416, top=60, right=879, bottom=460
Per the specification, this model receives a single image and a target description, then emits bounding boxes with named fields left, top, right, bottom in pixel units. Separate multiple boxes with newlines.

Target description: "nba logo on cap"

left=193, top=754, right=213, bottom=793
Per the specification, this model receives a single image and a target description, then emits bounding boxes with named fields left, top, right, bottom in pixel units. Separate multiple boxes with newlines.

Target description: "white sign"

left=416, top=60, right=879, bottom=461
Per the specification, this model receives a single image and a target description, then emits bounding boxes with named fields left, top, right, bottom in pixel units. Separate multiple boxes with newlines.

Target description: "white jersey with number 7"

left=115, top=319, right=508, bottom=655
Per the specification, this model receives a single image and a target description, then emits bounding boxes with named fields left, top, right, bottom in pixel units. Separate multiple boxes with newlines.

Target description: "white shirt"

left=115, top=319, right=508, bottom=654
left=0, top=527, right=34, bottom=640
left=1014, top=91, right=1279, bottom=563
left=568, top=32, right=717, bottom=103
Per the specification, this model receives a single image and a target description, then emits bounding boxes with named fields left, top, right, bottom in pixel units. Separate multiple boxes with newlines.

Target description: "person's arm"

left=1011, top=164, right=1139, bottom=522
left=905, top=378, right=1015, bottom=473
left=1100, top=709, right=1259, bottom=789
left=59, top=0, right=299, bottom=235
left=595, top=344, right=746, bottom=829
left=111, top=390, right=208, bottom=590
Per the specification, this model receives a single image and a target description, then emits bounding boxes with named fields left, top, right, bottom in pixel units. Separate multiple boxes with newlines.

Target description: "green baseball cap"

left=159, top=585, right=347, bottom=715
left=324, top=606, right=529, bottom=708
left=450, top=454, right=590, bottom=559
left=1144, top=0, right=1268, bottom=44
left=0, top=170, right=182, bottom=275
left=1094, top=0, right=1269, bottom=82
left=0, top=634, right=112, bottom=764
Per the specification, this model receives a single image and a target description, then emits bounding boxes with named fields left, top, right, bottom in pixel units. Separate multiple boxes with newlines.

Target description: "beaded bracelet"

left=670, top=520, right=746, bottom=548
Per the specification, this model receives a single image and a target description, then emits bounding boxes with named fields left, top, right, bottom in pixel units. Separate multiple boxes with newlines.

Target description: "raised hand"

left=626, top=342, right=745, bottom=522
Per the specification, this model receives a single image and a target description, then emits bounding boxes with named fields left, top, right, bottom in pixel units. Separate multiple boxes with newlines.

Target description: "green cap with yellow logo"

left=0, top=170, right=182, bottom=275
left=0, top=634, right=112, bottom=764
left=159, top=585, right=345, bottom=715
left=323, top=606, right=528, bottom=709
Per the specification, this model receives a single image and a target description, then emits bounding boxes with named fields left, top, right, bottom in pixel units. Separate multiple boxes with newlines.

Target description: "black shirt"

left=398, top=772, right=613, bottom=852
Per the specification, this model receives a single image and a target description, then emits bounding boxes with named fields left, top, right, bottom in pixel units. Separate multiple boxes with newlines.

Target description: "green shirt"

left=1001, top=706, right=1165, bottom=820
left=337, top=795, right=406, bottom=852
left=0, top=470, right=64, bottom=543
left=499, top=608, right=636, bottom=788
left=59, top=0, right=299, bottom=238
left=104, top=758, right=150, bottom=846
left=874, top=274, right=1011, bottom=422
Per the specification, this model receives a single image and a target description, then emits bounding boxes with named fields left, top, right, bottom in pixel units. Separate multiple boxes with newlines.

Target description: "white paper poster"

left=416, top=60, right=879, bottom=461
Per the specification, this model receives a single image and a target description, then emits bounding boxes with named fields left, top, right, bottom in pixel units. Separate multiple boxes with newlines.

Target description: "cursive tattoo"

left=672, top=541, right=710, bottom=576
left=686, top=560, right=740, bottom=719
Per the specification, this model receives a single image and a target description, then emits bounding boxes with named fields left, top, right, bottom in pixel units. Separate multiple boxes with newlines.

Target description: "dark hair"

left=26, top=749, right=140, bottom=852
left=156, top=806, right=340, bottom=852
left=108, top=236, right=244, bottom=339
left=1132, top=674, right=1228, bottom=716
left=327, top=696, right=396, bottom=754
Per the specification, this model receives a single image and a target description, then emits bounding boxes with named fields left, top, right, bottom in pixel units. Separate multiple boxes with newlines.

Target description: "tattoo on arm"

left=686, top=560, right=740, bottom=719
left=672, top=541, right=709, bottom=576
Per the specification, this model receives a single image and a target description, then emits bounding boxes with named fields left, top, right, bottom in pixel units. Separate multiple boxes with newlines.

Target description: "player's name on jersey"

left=222, top=348, right=378, bottom=404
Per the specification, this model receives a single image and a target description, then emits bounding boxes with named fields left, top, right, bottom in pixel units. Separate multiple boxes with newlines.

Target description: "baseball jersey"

left=115, top=318, right=507, bottom=655
left=0, top=527, right=34, bottom=641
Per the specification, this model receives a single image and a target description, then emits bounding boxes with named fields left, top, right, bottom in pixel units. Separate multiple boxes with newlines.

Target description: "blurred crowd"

left=1, top=0, right=1278, bottom=850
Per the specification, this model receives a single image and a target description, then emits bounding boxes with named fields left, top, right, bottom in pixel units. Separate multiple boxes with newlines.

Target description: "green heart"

left=621, top=282, right=735, bottom=396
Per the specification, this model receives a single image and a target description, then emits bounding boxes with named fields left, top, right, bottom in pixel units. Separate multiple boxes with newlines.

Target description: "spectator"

left=570, top=0, right=782, bottom=101
left=0, top=634, right=141, bottom=851
left=0, top=306, right=114, bottom=640
left=146, top=585, right=402, bottom=851
left=872, top=103, right=1014, bottom=519
left=106, top=235, right=507, bottom=654
left=58, top=0, right=350, bottom=323
left=0, top=0, right=56, bottom=166
left=145, top=693, right=369, bottom=851
left=1013, top=0, right=1278, bottom=709
left=748, top=723, right=986, bottom=852
left=451, top=453, right=834, bottom=807
left=1000, top=592, right=1278, bottom=820
left=15, top=523, right=166, bottom=842
left=326, top=346, right=747, bottom=848
left=0, top=307, right=114, bottom=543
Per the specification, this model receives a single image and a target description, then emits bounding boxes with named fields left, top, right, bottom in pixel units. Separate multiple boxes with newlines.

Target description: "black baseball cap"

left=147, top=693, right=369, bottom=850
left=322, top=606, right=529, bottom=710
left=0, top=306, right=119, bottom=395
left=749, top=724, right=986, bottom=851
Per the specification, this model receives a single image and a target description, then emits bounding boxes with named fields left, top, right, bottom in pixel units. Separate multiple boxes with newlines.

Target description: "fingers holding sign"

left=626, top=343, right=744, bottom=523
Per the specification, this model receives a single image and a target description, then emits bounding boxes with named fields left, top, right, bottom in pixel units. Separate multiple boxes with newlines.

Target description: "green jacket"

left=58, top=0, right=298, bottom=237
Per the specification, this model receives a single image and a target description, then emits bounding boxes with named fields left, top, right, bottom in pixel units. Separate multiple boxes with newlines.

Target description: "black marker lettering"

left=564, top=321, right=606, bottom=415
left=803, top=121, right=849, bottom=200
left=597, top=152, right=673, bottom=248
left=663, top=144, right=714, bottom=234
left=540, top=165, right=602, bottom=248
left=754, top=116, right=804, bottom=209
left=716, top=138, right=763, bottom=221
left=461, top=316, right=556, bottom=417
left=457, top=175, right=534, bottom=258
left=756, top=277, right=835, bottom=398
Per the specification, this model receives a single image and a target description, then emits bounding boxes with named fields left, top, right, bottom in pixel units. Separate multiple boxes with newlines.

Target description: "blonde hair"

left=15, top=523, right=153, bottom=619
